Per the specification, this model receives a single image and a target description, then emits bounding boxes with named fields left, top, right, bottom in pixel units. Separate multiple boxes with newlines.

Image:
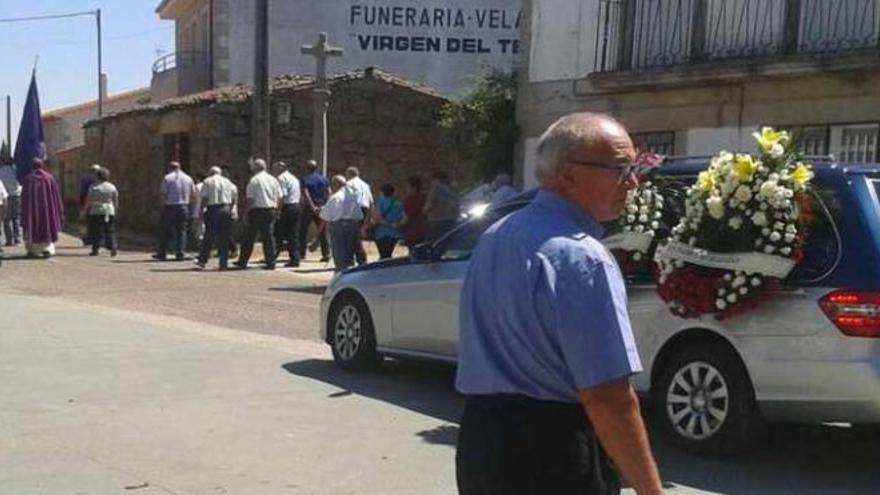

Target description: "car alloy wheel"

left=665, top=361, right=729, bottom=441
left=334, top=305, right=362, bottom=361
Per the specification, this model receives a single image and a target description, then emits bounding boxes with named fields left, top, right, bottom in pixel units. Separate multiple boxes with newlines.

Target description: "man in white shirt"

left=235, top=158, right=283, bottom=270
left=344, top=166, right=373, bottom=265
left=315, top=175, right=363, bottom=271
left=273, top=161, right=302, bottom=267
left=196, top=166, right=238, bottom=270
left=153, top=161, right=196, bottom=261
left=0, top=161, right=22, bottom=246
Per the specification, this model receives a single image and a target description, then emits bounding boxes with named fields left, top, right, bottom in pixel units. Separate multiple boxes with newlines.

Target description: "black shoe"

left=111, top=250, right=118, bottom=258
left=194, top=259, right=206, bottom=270
left=4, top=241, right=11, bottom=247
left=152, top=254, right=167, bottom=261
left=284, top=261, right=300, bottom=268
left=263, top=264, right=276, bottom=270
left=233, top=261, right=248, bottom=270
left=320, top=256, right=330, bottom=262
left=175, top=254, right=187, bottom=261
left=89, top=251, right=98, bottom=256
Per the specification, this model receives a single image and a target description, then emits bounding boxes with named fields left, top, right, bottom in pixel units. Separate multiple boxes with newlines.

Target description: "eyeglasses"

left=567, top=159, right=640, bottom=179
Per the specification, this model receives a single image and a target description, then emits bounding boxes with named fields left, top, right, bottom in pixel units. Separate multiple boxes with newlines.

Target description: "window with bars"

left=836, top=124, right=879, bottom=163
left=632, top=131, right=676, bottom=156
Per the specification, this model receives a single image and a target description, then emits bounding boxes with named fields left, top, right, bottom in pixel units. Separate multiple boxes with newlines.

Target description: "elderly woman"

left=85, top=167, right=119, bottom=257
left=373, top=183, right=406, bottom=259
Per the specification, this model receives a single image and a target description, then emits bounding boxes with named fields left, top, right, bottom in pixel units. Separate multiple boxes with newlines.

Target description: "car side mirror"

left=411, top=243, right=436, bottom=262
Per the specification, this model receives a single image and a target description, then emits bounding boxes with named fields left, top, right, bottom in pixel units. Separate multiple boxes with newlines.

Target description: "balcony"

left=593, top=0, right=880, bottom=78
left=150, top=51, right=210, bottom=101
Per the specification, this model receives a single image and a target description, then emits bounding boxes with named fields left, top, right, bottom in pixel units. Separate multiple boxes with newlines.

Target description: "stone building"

left=43, top=88, right=151, bottom=153
left=516, top=0, right=880, bottom=187
left=152, top=0, right=520, bottom=99
left=74, top=68, right=473, bottom=231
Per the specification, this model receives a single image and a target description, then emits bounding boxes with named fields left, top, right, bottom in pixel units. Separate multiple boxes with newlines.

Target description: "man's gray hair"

left=169, top=161, right=181, bottom=169
left=90, top=163, right=102, bottom=172
left=534, top=112, right=622, bottom=185
left=331, top=175, right=347, bottom=188
left=345, top=166, right=359, bottom=178
left=209, top=166, right=222, bottom=175
left=273, top=161, right=287, bottom=171
left=251, top=158, right=267, bottom=172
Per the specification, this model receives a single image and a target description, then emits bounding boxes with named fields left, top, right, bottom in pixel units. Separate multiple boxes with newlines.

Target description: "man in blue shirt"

left=299, top=160, right=331, bottom=262
left=456, top=113, right=662, bottom=494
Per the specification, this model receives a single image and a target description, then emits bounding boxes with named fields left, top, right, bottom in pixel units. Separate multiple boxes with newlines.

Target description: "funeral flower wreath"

left=653, top=127, right=815, bottom=319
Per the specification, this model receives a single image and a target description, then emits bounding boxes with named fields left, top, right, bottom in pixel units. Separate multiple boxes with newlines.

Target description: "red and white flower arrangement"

left=654, top=128, right=815, bottom=319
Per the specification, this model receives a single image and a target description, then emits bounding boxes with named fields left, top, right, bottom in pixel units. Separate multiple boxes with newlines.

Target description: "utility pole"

left=96, top=8, right=103, bottom=118
left=251, top=0, right=270, bottom=161
left=301, top=33, right=343, bottom=177
left=5, top=95, right=10, bottom=151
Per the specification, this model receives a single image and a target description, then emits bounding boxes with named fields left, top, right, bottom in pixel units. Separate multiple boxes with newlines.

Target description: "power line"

left=0, top=11, right=96, bottom=24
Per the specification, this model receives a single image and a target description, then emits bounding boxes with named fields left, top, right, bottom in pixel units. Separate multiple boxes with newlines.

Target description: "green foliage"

left=439, top=69, right=518, bottom=182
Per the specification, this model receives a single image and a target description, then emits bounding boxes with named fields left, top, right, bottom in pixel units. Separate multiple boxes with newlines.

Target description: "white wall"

left=528, top=0, right=600, bottom=83
left=227, top=0, right=520, bottom=96
left=684, top=127, right=760, bottom=156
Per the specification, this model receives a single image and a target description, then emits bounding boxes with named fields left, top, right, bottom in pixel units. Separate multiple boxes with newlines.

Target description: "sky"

left=0, top=0, right=174, bottom=145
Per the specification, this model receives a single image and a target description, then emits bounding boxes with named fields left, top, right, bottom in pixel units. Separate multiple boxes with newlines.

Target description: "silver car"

left=319, top=164, right=880, bottom=454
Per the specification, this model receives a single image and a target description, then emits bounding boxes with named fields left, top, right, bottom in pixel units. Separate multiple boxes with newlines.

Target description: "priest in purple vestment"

left=21, top=158, right=64, bottom=258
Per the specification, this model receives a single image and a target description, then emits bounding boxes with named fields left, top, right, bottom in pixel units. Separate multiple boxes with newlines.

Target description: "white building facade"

left=518, top=0, right=880, bottom=187
left=154, top=0, right=521, bottom=99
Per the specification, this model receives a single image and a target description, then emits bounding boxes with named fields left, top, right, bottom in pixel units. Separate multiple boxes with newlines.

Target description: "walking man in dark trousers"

left=299, top=160, right=330, bottom=262
left=195, top=166, right=238, bottom=270
left=455, top=112, right=663, bottom=495
left=235, top=159, right=282, bottom=270
left=153, top=161, right=195, bottom=261
left=273, top=161, right=302, bottom=267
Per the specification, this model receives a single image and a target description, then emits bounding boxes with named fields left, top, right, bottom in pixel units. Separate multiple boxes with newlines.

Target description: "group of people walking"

left=147, top=157, right=465, bottom=272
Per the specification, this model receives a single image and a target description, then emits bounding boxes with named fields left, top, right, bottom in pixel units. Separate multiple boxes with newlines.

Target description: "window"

left=788, top=126, right=829, bottom=157
left=435, top=202, right=528, bottom=262
left=835, top=124, right=879, bottom=163
left=633, top=131, right=675, bottom=156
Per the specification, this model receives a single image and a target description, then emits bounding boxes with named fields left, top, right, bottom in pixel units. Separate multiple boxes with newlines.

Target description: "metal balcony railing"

left=152, top=51, right=208, bottom=74
left=595, top=0, right=880, bottom=73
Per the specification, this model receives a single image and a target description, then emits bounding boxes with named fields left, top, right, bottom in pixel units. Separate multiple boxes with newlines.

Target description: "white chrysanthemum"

left=633, top=252, right=643, bottom=261
left=760, top=180, right=778, bottom=198
left=627, top=204, right=638, bottom=214
left=726, top=293, right=738, bottom=303
left=764, top=245, right=775, bottom=254
left=761, top=228, right=771, bottom=236
left=786, top=224, right=798, bottom=234
left=734, top=185, right=753, bottom=202
left=723, top=273, right=733, bottom=281
left=784, top=233, right=796, bottom=243
left=769, top=143, right=785, bottom=158
left=739, top=287, right=749, bottom=295
left=638, top=214, right=649, bottom=223
left=635, top=225, right=645, bottom=233
left=751, top=211, right=768, bottom=226
left=627, top=215, right=635, bottom=223
left=651, top=221, right=659, bottom=229
left=706, top=196, right=725, bottom=220
left=728, top=216, right=743, bottom=230
left=760, top=202, right=769, bottom=211
left=751, top=277, right=762, bottom=287
left=780, top=246, right=792, bottom=255
left=716, top=299, right=728, bottom=310
left=769, top=231, right=782, bottom=242
left=755, top=238, right=763, bottom=247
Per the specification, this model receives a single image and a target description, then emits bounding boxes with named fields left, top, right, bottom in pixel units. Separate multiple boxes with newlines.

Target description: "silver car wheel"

left=666, top=361, right=729, bottom=441
left=333, top=305, right=362, bottom=361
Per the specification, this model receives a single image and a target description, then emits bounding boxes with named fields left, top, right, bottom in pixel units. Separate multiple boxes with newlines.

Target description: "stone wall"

left=81, top=71, right=475, bottom=232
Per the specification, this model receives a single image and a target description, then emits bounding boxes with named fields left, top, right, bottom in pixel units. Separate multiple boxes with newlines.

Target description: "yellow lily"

left=732, top=154, right=758, bottom=182
left=697, top=171, right=716, bottom=193
left=790, top=162, right=814, bottom=190
left=752, top=127, right=791, bottom=153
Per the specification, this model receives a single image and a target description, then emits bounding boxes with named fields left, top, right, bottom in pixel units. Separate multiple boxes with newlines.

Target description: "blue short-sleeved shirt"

left=374, top=197, right=404, bottom=240
left=455, top=190, right=643, bottom=403
left=302, top=172, right=330, bottom=206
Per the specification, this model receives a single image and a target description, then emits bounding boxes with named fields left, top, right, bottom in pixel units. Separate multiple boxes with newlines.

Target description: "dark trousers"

left=238, top=208, right=276, bottom=267
left=199, top=205, right=233, bottom=268
left=87, top=214, right=117, bottom=254
left=456, top=394, right=621, bottom=495
left=328, top=220, right=360, bottom=271
left=157, top=205, right=188, bottom=257
left=3, top=195, right=21, bottom=244
left=275, top=203, right=301, bottom=264
left=299, top=208, right=329, bottom=259
left=375, top=237, right=397, bottom=259
left=355, top=207, right=370, bottom=265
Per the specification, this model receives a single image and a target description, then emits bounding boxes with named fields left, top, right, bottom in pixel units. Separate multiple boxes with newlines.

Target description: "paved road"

left=0, top=234, right=331, bottom=342
left=2, top=236, right=879, bottom=494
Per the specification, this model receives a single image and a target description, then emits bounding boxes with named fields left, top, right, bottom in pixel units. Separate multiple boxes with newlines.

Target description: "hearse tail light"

left=819, top=291, right=880, bottom=338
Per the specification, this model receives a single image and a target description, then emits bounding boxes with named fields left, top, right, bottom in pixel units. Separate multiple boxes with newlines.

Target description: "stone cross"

left=301, top=32, right=344, bottom=176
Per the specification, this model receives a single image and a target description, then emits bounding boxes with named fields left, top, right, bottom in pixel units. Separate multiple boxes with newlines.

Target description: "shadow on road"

left=281, top=358, right=462, bottom=447
left=282, top=358, right=880, bottom=492
left=269, top=286, right=327, bottom=295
